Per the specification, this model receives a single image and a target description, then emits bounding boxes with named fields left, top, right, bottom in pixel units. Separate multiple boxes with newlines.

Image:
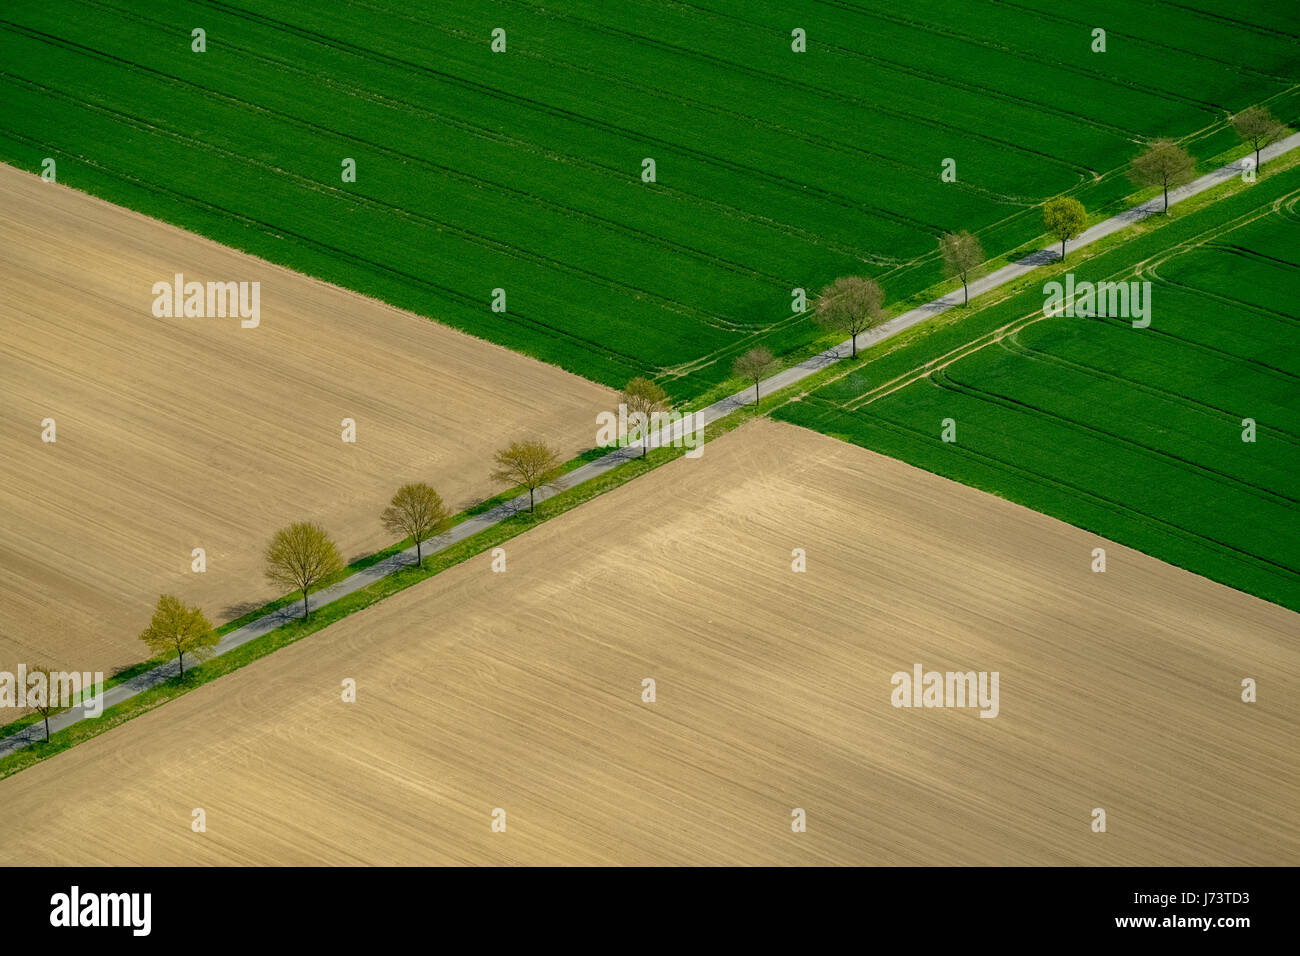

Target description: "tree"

left=492, top=439, right=562, bottom=513
left=1129, top=139, right=1195, bottom=213
left=381, top=483, right=452, bottom=568
left=1231, top=105, right=1285, bottom=172
left=23, top=664, right=61, bottom=741
left=732, top=347, right=777, bottom=408
left=939, top=231, right=984, bottom=306
left=813, top=276, right=886, bottom=357
left=1043, top=197, right=1087, bottom=260
left=621, top=377, right=670, bottom=458
left=138, top=594, right=217, bottom=678
left=264, top=522, right=344, bottom=619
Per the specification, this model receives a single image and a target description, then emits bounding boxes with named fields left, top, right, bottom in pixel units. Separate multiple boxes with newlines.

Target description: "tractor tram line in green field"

left=842, top=207, right=1300, bottom=420
left=3, top=0, right=1298, bottom=392
left=778, top=163, right=1300, bottom=611
left=994, top=332, right=1300, bottom=452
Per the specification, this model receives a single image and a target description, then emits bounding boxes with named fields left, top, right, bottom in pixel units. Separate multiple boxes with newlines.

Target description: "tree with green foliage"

left=813, top=276, right=886, bottom=357
left=138, top=595, right=218, bottom=677
left=1129, top=139, right=1195, bottom=213
left=1043, top=197, right=1088, bottom=260
left=264, top=522, right=344, bottom=619
left=381, top=483, right=452, bottom=568
left=732, top=347, right=777, bottom=408
left=492, top=440, right=563, bottom=513
left=939, top=231, right=984, bottom=306
left=621, top=377, right=670, bottom=457
left=1231, top=105, right=1286, bottom=172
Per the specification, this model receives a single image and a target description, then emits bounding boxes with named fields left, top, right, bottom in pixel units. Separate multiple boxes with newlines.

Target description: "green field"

left=776, top=164, right=1300, bottom=611
left=1, top=0, right=1297, bottom=395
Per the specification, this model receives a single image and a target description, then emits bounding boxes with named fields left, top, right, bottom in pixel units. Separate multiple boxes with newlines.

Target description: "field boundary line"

left=2, top=124, right=1297, bottom=762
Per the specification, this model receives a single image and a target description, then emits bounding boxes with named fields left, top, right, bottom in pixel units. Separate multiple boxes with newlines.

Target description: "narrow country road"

left=2, top=134, right=1296, bottom=759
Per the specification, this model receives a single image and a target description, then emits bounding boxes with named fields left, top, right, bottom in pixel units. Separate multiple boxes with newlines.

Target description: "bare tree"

left=492, top=440, right=563, bottom=513
left=264, top=522, right=344, bottom=619
left=139, top=594, right=218, bottom=677
left=23, top=664, right=60, bottom=742
left=732, top=347, right=777, bottom=408
left=939, top=231, right=985, bottom=306
left=621, top=377, right=670, bottom=457
left=1129, top=139, right=1195, bottom=212
left=1043, top=197, right=1087, bottom=260
left=813, top=276, right=886, bottom=357
left=381, top=483, right=452, bottom=568
left=1231, top=105, right=1286, bottom=172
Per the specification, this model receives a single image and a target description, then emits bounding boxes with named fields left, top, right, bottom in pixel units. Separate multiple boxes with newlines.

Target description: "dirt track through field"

left=0, top=164, right=613, bottom=679
left=1, top=420, right=1294, bottom=865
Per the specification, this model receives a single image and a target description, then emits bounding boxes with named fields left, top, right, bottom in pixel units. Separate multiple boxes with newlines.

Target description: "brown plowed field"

left=1, top=420, right=1294, bottom=865
left=0, top=165, right=612, bottom=678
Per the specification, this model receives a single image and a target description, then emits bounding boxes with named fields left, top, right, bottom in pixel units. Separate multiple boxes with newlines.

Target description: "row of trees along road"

left=26, top=109, right=1286, bottom=742
left=18, top=422, right=641, bottom=741
left=1044, top=107, right=1285, bottom=261
left=781, top=105, right=1291, bottom=380
left=86, top=440, right=571, bottom=714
